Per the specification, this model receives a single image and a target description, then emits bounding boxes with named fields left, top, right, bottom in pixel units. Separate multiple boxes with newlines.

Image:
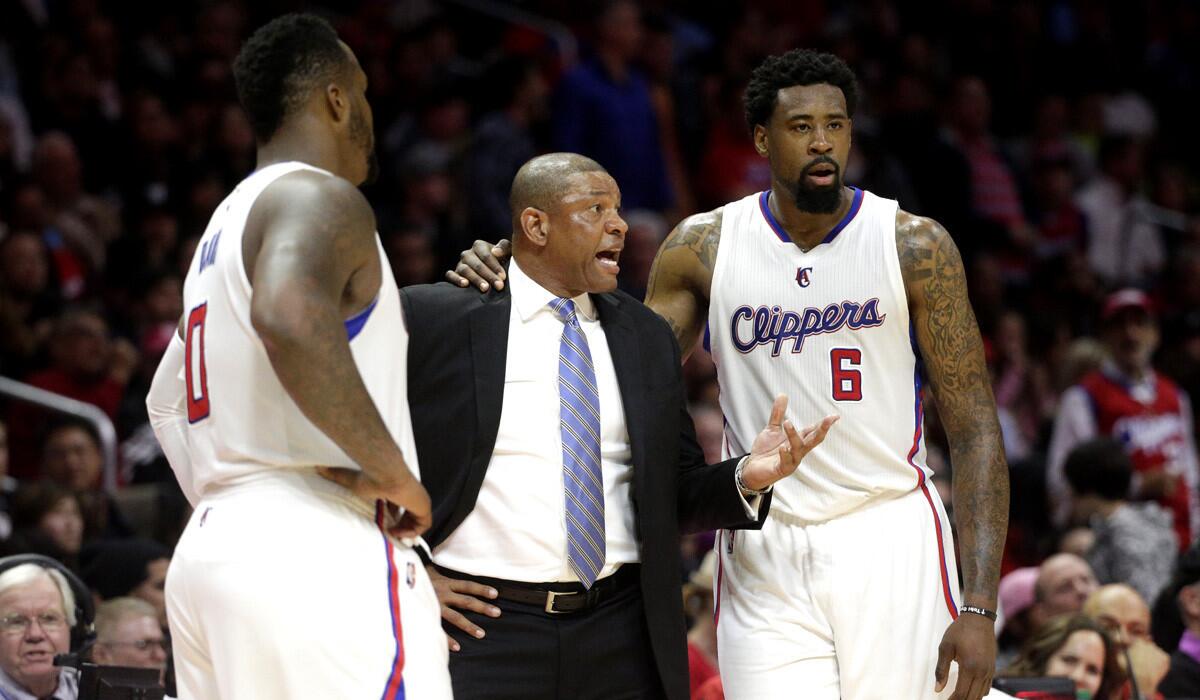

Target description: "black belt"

left=435, top=564, right=640, bottom=615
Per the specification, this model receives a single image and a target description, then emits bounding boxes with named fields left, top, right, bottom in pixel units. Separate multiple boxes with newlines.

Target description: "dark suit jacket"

left=400, top=281, right=769, bottom=700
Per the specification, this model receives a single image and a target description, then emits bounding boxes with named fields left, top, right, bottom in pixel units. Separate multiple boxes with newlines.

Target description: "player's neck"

left=255, top=126, right=347, bottom=182
left=767, top=186, right=854, bottom=251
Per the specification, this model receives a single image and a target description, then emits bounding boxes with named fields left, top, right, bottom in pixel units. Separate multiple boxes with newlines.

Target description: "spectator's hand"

left=426, top=565, right=500, bottom=651
left=1137, top=470, right=1179, bottom=500
left=739, top=395, right=837, bottom=491
left=934, top=612, right=996, bottom=700
left=316, top=466, right=431, bottom=541
left=1127, top=637, right=1170, bottom=693
left=447, top=239, right=511, bottom=291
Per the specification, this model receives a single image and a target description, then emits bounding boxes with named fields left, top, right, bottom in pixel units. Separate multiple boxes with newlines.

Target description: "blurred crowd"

left=2, top=0, right=1200, bottom=696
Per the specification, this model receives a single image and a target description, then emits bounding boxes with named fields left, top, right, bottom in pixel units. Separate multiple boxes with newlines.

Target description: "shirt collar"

left=508, top=257, right=597, bottom=323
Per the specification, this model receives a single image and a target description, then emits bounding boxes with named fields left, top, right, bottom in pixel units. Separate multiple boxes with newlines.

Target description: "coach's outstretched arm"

left=897, top=211, right=1009, bottom=700
left=248, top=172, right=430, bottom=538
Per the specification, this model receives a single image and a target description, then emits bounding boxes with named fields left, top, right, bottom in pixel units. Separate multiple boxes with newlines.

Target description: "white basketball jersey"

left=178, top=161, right=417, bottom=498
left=708, top=188, right=929, bottom=522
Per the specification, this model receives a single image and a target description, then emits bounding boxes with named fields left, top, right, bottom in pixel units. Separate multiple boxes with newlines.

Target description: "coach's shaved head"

left=507, top=152, right=626, bottom=298
left=509, top=153, right=608, bottom=228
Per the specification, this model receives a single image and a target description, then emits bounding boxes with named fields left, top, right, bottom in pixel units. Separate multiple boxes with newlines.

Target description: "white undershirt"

left=433, top=258, right=639, bottom=582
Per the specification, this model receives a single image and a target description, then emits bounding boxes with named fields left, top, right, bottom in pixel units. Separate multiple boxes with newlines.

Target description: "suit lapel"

left=596, top=294, right=647, bottom=479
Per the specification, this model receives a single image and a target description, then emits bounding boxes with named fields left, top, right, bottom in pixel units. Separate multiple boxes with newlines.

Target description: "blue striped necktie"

left=549, top=298, right=606, bottom=588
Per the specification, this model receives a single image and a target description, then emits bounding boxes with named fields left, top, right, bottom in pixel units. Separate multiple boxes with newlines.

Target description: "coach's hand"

left=739, top=395, right=837, bottom=491
left=316, top=466, right=432, bottom=541
left=447, top=239, right=511, bottom=292
left=934, top=612, right=996, bottom=700
left=427, top=566, right=501, bottom=652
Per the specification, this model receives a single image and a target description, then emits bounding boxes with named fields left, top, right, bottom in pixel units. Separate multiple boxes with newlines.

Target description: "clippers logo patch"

left=796, top=267, right=813, bottom=287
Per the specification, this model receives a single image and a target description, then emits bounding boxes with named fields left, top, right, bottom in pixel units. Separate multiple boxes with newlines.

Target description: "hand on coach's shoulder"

left=738, top=395, right=838, bottom=492
left=447, top=239, right=511, bottom=292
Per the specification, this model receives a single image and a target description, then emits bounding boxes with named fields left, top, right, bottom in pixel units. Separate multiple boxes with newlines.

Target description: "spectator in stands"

left=1064, top=438, right=1177, bottom=604
left=941, top=75, right=1033, bottom=277
left=1030, top=553, right=1100, bottom=632
left=383, top=224, right=438, bottom=288
left=467, top=56, right=548, bottom=236
left=31, top=131, right=119, bottom=279
left=997, top=566, right=1039, bottom=669
left=6, top=308, right=137, bottom=480
left=0, top=562, right=79, bottom=698
left=1074, top=136, right=1165, bottom=288
left=91, top=597, right=167, bottom=678
left=552, top=0, right=674, bottom=212
left=1048, top=289, right=1200, bottom=550
left=4, top=483, right=84, bottom=572
left=1160, top=557, right=1200, bottom=697
left=684, top=551, right=718, bottom=698
left=1001, top=613, right=1124, bottom=700
left=1085, top=584, right=1171, bottom=698
left=0, top=230, right=56, bottom=377
left=991, top=310, right=1056, bottom=463
left=40, top=418, right=130, bottom=540
left=82, top=539, right=169, bottom=629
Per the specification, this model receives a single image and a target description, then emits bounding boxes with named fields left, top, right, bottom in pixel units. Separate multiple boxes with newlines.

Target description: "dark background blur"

left=1, top=0, right=1199, bottom=593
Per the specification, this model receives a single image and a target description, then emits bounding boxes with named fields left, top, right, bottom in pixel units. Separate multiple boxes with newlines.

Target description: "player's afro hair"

left=744, top=49, right=859, bottom=131
left=232, top=13, right=350, bottom=142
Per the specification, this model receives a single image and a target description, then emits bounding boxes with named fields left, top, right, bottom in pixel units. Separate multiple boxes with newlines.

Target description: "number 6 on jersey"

left=831, top=348, right=862, bottom=401
left=185, top=303, right=210, bottom=422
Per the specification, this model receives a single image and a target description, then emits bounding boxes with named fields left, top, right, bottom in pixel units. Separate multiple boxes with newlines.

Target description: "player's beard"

left=350, top=106, right=379, bottom=186
left=791, top=157, right=843, bottom=214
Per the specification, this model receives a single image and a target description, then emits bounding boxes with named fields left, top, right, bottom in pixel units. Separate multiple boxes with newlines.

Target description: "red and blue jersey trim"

left=757, top=187, right=864, bottom=245
left=908, top=365, right=960, bottom=620
left=375, top=501, right=407, bottom=700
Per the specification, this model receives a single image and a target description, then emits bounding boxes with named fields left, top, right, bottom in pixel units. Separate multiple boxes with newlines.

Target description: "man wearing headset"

left=0, top=561, right=79, bottom=699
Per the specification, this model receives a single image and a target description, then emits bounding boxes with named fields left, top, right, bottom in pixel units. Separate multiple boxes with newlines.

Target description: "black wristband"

left=960, top=604, right=997, bottom=621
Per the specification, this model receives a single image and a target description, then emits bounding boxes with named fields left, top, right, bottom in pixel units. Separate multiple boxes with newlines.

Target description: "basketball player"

left=145, top=14, right=450, bottom=699
left=451, top=49, right=1009, bottom=700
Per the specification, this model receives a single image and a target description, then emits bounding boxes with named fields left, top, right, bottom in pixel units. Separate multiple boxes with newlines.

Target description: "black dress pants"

left=447, top=583, right=666, bottom=700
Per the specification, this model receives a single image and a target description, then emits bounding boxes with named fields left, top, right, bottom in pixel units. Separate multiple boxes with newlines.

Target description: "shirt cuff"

left=734, top=455, right=771, bottom=520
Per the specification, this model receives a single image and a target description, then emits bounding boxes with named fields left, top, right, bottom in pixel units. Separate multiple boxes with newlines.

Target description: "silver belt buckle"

left=544, top=590, right=577, bottom=614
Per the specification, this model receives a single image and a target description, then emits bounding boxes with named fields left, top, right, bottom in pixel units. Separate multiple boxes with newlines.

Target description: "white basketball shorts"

left=166, top=469, right=451, bottom=699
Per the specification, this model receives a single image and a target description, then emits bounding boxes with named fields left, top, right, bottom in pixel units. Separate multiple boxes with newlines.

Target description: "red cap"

left=1101, top=288, right=1154, bottom=321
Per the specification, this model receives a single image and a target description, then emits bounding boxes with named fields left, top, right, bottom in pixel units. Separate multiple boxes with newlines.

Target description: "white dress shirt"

left=434, top=258, right=640, bottom=582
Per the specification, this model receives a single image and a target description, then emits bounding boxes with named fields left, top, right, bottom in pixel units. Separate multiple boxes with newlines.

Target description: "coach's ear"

left=518, top=207, right=550, bottom=248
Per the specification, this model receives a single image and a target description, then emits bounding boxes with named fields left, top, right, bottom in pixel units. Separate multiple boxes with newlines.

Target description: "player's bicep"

left=645, top=246, right=705, bottom=355
left=251, top=177, right=376, bottom=318
left=904, top=220, right=994, bottom=428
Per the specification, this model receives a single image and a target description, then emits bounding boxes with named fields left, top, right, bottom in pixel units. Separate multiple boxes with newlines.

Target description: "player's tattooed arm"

left=644, top=208, right=721, bottom=358
left=898, top=211, right=1008, bottom=606
left=899, top=210, right=1007, bottom=698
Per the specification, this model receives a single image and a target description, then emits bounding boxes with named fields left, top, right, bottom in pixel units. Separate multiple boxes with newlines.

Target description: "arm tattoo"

left=645, top=209, right=721, bottom=353
left=898, top=212, right=1009, bottom=607
left=659, top=210, right=721, bottom=273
